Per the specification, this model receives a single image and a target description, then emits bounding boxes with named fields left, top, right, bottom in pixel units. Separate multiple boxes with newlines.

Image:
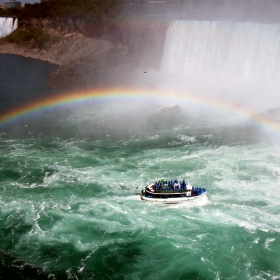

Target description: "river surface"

left=0, top=54, right=58, bottom=111
left=1, top=27, right=280, bottom=280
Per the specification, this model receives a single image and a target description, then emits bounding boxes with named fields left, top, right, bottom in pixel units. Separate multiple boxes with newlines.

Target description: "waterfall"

left=160, top=20, right=280, bottom=110
left=0, top=17, right=18, bottom=38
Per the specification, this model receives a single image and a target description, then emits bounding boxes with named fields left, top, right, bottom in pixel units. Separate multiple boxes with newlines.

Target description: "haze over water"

left=1, top=19, right=280, bottom=280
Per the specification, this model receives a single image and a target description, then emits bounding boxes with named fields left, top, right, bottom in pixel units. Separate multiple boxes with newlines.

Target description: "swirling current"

left=1, top=54, right=280, bottom=279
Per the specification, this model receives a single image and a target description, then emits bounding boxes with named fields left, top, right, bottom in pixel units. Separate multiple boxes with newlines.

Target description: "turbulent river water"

left=1, top=20, right=280, bottom=280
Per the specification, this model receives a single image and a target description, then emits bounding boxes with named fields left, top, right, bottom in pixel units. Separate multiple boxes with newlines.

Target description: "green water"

left=0, top=99, right=280, bottom=280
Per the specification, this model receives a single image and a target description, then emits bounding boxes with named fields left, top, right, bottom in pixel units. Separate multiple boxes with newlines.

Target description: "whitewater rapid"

left=1, top=101, right=280, bottom=279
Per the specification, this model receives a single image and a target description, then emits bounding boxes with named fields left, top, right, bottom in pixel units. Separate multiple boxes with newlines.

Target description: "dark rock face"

left=13, top=17, right=170, bottom=90
left=148, top=105, right=185, bottom=129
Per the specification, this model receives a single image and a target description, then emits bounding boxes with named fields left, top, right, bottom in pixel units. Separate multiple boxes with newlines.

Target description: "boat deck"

left=141, top=181, right=207, bottom=203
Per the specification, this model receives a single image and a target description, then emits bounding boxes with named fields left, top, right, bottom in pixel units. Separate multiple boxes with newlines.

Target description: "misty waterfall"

left=0, top=17, right=18, bottom=38
left=161, top=20, right=280, bottom=84
left=160, top=20, right=280, bottom=109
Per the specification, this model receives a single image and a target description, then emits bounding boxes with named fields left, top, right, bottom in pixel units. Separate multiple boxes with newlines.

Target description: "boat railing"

left=145, top=185, right=207, bottom=196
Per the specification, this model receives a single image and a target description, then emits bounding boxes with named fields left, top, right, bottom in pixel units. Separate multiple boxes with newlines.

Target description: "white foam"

left=264, top=238, right=275, bottom=250
left=168, top=195, right=209, bottom=209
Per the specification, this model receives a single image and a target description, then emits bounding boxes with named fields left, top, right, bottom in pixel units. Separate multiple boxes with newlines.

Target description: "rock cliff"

left=0, top=17, right=170, bottom=90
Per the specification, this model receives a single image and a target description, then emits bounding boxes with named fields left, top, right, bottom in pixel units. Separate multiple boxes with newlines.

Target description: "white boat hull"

left=140, top=191, right=207, bottom=204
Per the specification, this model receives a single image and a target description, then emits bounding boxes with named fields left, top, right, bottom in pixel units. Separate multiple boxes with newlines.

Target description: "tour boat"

left=140, top=179, right=206, bottom=203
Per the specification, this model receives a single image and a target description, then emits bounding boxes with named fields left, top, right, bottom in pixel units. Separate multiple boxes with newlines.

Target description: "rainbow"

left=0, top=87, right=280, bottom=135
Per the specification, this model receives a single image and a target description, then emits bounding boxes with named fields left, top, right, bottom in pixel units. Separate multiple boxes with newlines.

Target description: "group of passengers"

left=155, top=179, right=187, bottom=191
left=153, top=179, right=206, bottom=197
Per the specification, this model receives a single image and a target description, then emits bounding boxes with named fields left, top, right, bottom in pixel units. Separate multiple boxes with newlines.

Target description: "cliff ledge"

left=0, top=18, right=169, bottom=90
